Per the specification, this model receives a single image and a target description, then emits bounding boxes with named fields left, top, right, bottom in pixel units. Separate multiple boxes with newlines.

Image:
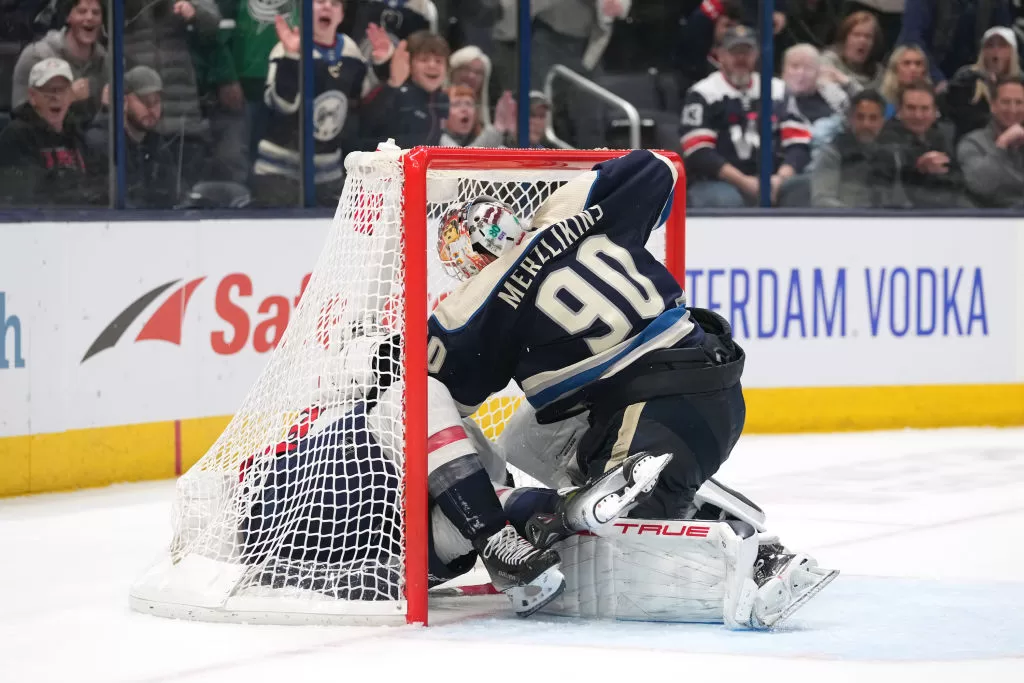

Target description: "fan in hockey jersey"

left=250, top=0, right=372, bottom=207
left=342, top=0, right=436, bottom=88
left=680, top=25, right=812, bottom=208
left=429, top=149, right=748, bottom=555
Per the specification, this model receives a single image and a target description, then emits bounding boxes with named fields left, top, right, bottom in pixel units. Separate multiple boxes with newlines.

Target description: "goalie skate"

left=474, top=525, right=565, bottom=618
left=525, top=452, right=673, bottom=548
left=749, top=544, right=839, bottom=629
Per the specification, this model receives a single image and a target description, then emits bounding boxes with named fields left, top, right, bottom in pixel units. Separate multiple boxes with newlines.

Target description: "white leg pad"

left=693, top=478, right=768, bottom=533
left=539, top=520, right=758, bottom=625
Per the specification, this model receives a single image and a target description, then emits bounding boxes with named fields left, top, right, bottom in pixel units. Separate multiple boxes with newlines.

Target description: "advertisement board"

left=685, top=216, right=1020, bottom=387
left=1, top=215, right=1021, bottom=495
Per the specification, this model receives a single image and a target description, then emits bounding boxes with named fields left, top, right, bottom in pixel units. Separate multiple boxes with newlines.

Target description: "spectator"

left=811, top=88, right=894, bottom=206
left=674, top=0, right=745, bottom=96
left=879, top=44, right=931, bottom=117
left=123, top=0, right=220, bottom=138
left=449, top=45, right=492, bottom=125
left=527, top=90, right=552, bottom=147
left=251, top=0, right=372, bottom=208
left=342, top=0, right=437, bottom=90
left=0, top=57, right=106, bottom=206
left=363, top=31, right=450, bottom=149
left=440, top=85, right=514, bottom=147
left=842, top=0, right=904, bottom=52
left=945, top=26, right=1021, bottom=141
left=776, top=0, right=842, bottom=64
left=493, top=0, right=630, bottom=90
left=344, top=0, right=436, bottom=57
left=820, top=10, right=884, bottom=94
left=957, top=75, right=1024, bottom=207
left=441, top=0, right=500, bottom=57
left=86, top=66, right=182, bottom=208
left=679, top=25, right=812, bottom=208
left=12, top=0, right=106, bottom=125
left=491, top=0, right=630, bottom=149
left=227, top=0, right=296, bottom=167
left=877, top=81, right=971, bottom=208
left=782, top=43, right=850, bottom=124
left=897, top=0, right=1011, bottom=91
left=188, top=0, right=248, bottom=184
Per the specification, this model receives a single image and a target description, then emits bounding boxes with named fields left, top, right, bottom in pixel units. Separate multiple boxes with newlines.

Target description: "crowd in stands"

left=1, top=0, right=1023, bottom=210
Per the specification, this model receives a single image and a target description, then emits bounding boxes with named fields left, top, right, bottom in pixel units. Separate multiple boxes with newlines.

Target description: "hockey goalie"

left=232, top=149, right=837, bottom=629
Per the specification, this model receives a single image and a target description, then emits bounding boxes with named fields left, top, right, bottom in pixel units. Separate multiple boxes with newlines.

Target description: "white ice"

left=3, top=427, right=1024, bottom=683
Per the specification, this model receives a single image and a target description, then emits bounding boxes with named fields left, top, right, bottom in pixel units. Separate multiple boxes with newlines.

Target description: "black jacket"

left=362, top=80, right=450, bottom=149
left=944, top=65, right=995, bottom=142
left=812, top=130, right=899, bottom=208
left=877, top=118, right=972, bottom=208
left=0, top=103, right=107, bottom=207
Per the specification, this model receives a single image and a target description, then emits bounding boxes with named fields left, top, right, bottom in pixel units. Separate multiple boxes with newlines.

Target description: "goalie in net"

left=240, top=149, right=837, bottom=628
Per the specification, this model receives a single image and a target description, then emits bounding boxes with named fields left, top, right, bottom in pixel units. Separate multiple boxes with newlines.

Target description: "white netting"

left=129, top=149, right=614, bottom=624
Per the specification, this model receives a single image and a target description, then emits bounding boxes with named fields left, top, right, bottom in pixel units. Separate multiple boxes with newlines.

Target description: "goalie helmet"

left=437, top=196, right=524, bottom=281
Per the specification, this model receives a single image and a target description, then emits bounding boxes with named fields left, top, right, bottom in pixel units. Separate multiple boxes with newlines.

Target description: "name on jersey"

left=498, top=204, right=605, bottom=310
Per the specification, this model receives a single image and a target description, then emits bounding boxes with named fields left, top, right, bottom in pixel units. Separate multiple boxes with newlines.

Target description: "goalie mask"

left=437, top=196, right=524, bottom=281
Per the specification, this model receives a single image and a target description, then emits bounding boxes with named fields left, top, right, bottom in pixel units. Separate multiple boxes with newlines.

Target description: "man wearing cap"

left=86, top=65, right=181, bottom=208
left=679, top=25, right=811, bottom=207
left=528, top=91, right=551, bottom=147
left=897, top=0, right=1013, bottom=92
left=945, top=26, right=1022, bottom=141
left=0, top=57, right=106, bottom=207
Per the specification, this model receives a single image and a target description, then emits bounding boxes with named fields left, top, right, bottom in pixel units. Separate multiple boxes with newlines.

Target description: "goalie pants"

left=575, top=310, right=747, bottom=520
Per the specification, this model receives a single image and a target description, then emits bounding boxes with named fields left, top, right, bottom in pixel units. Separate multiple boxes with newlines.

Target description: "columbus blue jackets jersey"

left=679, top=72, right=811, bottom=180
left=427, top=150, right=702, bottom=418
left=254, top=34, right=368, bottom=185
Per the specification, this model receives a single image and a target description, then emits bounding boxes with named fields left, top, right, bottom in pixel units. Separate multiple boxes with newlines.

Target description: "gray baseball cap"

left=125, top=66, right=163, bottom=96
left=721, top=25, right=758, bottom=51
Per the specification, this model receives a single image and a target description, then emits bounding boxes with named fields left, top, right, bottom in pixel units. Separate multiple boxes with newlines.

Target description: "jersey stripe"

left=523, top=306, right=699, bottom=409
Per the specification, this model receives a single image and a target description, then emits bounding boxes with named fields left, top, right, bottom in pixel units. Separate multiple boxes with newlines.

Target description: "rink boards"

left=1, top=215, right=1022, bottom=495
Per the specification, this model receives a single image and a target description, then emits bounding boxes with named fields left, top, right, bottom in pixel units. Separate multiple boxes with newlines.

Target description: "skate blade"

left=765, top=567, right=839, bottom=630
left=593, top=453, right=673, bottom=524
left=504, top=567, right=566, bottom=618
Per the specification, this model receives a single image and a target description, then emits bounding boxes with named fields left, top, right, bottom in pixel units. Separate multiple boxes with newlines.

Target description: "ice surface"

left=2, top=428, right=1023, bottom=683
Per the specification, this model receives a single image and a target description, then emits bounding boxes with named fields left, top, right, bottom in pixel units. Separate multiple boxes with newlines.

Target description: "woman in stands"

left=879, top=44, right=933, bottom=119
left=945, top=27, right=1022, bottom=142
left=440, top=85, right=515, bottom=148
left=820, top=11, right=885, bottom=95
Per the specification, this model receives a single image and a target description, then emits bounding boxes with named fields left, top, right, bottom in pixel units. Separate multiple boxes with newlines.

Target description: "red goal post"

left=401, top=147, right=687, bottom=625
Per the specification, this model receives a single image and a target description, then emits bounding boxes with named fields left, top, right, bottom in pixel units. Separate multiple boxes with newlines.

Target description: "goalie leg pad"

left=539, top=520, right=758, bottom=625
left=690, top=477, right=768, bottom=532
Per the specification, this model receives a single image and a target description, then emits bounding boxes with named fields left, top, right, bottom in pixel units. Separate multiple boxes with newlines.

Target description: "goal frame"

left=401, top=146, right=687, bottom=625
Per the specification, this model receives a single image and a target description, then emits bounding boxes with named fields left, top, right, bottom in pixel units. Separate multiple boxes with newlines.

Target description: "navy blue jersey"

left=255, top=35, right=368, bottom=185
left=428, top=150, right=701, bottom=417
left=679, top=72, right=811, bottom=180
left=240, top=401, right=475, bottom=590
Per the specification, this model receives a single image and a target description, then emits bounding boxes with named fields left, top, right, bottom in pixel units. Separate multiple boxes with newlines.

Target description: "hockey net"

left=129, top=146, right=685, bottom=626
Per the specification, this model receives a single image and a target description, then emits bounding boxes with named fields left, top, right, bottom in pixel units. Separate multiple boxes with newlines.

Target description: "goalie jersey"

left=427, top=150, right=702, bottom=418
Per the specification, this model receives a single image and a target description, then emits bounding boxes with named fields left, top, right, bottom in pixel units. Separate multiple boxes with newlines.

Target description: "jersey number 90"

left=536, top=235, right=662, bottom=354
